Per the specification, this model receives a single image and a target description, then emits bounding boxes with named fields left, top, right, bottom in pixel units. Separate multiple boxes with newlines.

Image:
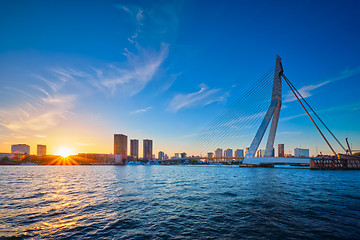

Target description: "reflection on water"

left=0, top=165, right=359, bottom=239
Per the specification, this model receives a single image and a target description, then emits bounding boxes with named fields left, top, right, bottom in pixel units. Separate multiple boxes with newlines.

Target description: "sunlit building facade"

left=158, top=151, right=164, bottom=160
left=143, top=139, right=153, bottom=160
left=130, top=139, right=139, bottom=158
left=294, top=148, right=309, bottom=157
left=235, top=149, right=244, bottom=158
left=278, top=144, right=285, bottom=157
left=215, top=148, right=222, bottom=161
left=37, top=144, right=46, bottom=156
left=224, top=149, right=233, bottom=158
left=114, top=134, right=127, bottom=159
left=11, top=144, right=30, bottom=155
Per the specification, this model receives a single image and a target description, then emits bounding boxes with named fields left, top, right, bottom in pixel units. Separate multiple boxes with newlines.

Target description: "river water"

left=0, top=165, right=359, bottom=239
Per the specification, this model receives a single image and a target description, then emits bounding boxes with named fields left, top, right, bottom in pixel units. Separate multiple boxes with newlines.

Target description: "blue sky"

left=0, top=0, right=360, bottom=156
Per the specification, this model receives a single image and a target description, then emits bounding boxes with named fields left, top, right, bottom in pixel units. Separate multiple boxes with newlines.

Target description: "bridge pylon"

left=244, top=56, right=283, bottom=161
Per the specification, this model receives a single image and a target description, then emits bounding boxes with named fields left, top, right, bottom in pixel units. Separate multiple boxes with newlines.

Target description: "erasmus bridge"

left=157, top=56, right=357, bottom=167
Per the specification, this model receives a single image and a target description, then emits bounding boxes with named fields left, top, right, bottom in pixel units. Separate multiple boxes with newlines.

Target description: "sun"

left=57, top=147, right=73, bottom=158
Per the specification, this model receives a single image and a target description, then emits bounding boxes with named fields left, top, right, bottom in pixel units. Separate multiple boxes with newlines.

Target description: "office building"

left=207, top=152, right=214, bottom=158
left=114, top=134, right=127, bottom=159
left=294, top=148, right=309, bottom=157
left=174, top=153, right=180, bottom=158
left=224, top=149, right=233, bottom=158
left=215, top=148, right=223, bottom=159
left=180, top=152, right=187, bottom=158
left=37, top=144, right=46, bottom=156
left=278, top=144, right=285, bottom=157
left=130, top=139, right=139, bottom=158
left=245, top=147, right=249, bottom=156
left=256, top=149, right=265, bottom=157
left=235, top=149, right=244, bottom=158
left=158, top=151, right=164, bottom=160
left=11, top=144, right=30, bottom=155
left=143, top=139, right=153, bottom=160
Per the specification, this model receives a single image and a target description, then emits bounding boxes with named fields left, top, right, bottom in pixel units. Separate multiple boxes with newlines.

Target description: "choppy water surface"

left=0, top=166, right=359, bottom=239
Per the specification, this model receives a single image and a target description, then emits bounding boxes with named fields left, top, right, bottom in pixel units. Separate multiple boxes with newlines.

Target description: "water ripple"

left=0, top=166, right=359, bottom=239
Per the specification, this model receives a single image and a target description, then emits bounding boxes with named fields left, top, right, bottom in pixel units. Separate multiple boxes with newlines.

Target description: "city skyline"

left=1, top=1, right=360, bottom=156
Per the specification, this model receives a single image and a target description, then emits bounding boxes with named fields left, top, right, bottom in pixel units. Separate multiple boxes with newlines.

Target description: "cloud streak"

left=130, top=106, right=152, bottom=115
left=167, top=84, right=228, bottom=112
left=93, top=43, right=169, bottom=96
left=284, top=65, right=360, bottom=103
left=0, top=85, right=76, bottom=133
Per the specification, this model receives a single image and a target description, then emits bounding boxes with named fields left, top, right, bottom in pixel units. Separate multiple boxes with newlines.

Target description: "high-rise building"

left=235, top=149, right=244, bottom=158
left=37, top=144, right=46, bottom=156
left=245, top=147, right=249, bottom=156
left=158, top=151, right=164, bottom=160
left=224, top=149, right=233, bottom=158
left=256, top=149, right=265, bottom=157
left=207, top=152, right=214, bottom=158
left=11, top=144, right=30, bottom=155
left=278, top=144, right=285, bottom=157
left=294, top=148, right=309, bottom=157
left=143, top=139, right=153, bottom=160
left=174, top=153, right=180, bottom=158
left=114, top=134, right=127, bottom=159
left=180, top=152, right=187, bottom=158
left=130, top=139, right=139, bottom=158
left=215, top=148, right=223, bottom=159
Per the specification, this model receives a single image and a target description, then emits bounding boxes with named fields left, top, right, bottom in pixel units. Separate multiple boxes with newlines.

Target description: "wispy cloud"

left=283, top=80, right=330, bottom=103
left=0, top=73, right=78, bottom=133
left=35, top=135, right=46, bottom=138
left=92, top=43, right=169, bottom=96
left=130, top=106, right=152, bottom=115
left=284, top=65, right=360, bottom=103
left=167, top=84, right=229, bottom=112
left=328, top=66, right=360, bottom=82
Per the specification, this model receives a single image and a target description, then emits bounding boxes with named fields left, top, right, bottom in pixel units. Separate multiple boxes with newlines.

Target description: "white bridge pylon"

left=244, top=55, right=283, bottom=162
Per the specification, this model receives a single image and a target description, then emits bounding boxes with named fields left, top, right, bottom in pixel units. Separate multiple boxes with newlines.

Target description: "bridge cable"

left=282, top=74, right=338, bottom=156
left=193, top=74, right=272, bottom=153
left=282, top=74, right=347, bottom=153
left=195, top=72, right=274, bottom=156
left=191, top=69, right=274, bottom=156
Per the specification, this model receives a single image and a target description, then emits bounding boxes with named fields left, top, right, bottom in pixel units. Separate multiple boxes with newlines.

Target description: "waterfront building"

left=207, top=152, right=214, bottom=158
left=278, top=144, right=285, bottom=157
left=215, top=148, right=222, bottom=162
left=11, top=144, right=30, bottom=155
left=245, top=147, right=249, bottom=155
left=180, top=152, right=187, bottom=158
left=164, top=154, right=169, bottom=160
left=37, top=144, right=46, bottom=156
left=224, top=149, right=233, bottom=158
left=294, top=148, right=309, bottom=157
left=174, top=153, right=180, bottom=158
left=0, top=153, right=11, bottom=159
left=256, top=149, right=265, bottom=157
left=235, top=149, right=244, bottom=158
left=143, top=139, right=153, bottom=160
left=114, top=134, right=127, bottom=159
left=158, top=151, right=164, bottom=160
left=130, top=139, right=139, bottom=158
